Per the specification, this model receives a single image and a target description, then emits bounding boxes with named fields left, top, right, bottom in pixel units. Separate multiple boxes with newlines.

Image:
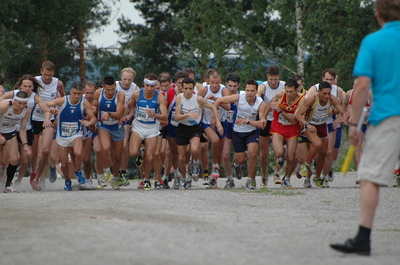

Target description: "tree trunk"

left=78, top=17, right=86, bottom=84
left=295, top=1, right=304, bottom=77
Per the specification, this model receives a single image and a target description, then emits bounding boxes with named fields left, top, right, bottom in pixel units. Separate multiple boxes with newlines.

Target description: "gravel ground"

left=0, top=172, right=399, bottom=265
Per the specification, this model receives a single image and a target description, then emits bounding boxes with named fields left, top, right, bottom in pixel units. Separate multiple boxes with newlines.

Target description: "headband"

left=144, top=78, right=158, bottom=86
left=14, top=96, right=29, bottom=102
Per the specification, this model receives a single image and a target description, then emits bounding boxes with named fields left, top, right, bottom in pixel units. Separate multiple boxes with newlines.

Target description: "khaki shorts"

left=357, top=116, right=400, bottom=186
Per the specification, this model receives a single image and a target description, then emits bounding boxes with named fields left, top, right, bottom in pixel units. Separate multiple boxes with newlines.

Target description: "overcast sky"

left=89, top=0, right=145, bottom=48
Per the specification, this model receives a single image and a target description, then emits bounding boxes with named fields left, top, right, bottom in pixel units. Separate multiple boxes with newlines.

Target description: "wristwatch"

left=247, top=119, right=250, bottom=125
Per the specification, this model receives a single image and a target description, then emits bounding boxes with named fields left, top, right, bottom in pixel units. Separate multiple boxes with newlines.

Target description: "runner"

left=31, top=61, right=65, bottom=190
left=294, top=81, right=343, bottom=188
left=257, top=66, right=285, bottom=186
left=127, top=73, right=167, bottom=190
left=92, top=75, right=126, bottom=190
left=0, top=91, right=31, bottom=192
left=215, top=79, right=267, bottom=190
left=267, top=79, right=304, bottom=189
left=46, top=82, right=97, bottom=191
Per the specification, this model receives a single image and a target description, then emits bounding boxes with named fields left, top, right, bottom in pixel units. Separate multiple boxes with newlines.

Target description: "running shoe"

left=39, top=177, right=46, bottom=190
left=233, top=163, right=243, bottom=179
left=143, top=180, right=151, bottom=190
left=162, top=176, right=170, bottom=189
left=211, top=167, right=220, bottom=178
left=282, top=177, right=292, bottom=189
left=296, top=169, right=302, bottom=179
left=260, top=176, right=268, bottom=189
left=210, top=178, right=218, bottom=189
left=393, top=176, right=400, bottom=187
left=64, top=180, right=72, bottom=191
left=4, top=186, right=16, bottom=193
left=246, top=178, right=256, bottom=190
left=84, top=179, right=93, bottom=189
left=190, top=162, right=200, bottom=182
left=118, top=172, right=130, bottom=186
left=75, top=170, right=86, bottom=184
left=224, top=179, right=235, bottom=189
left=98, top=172, right=108, bottom=188
left=274, top=173, right=282, bottom=185
left=304, top=177, right=312, bottom=188
left=322, top=176, right=330, bottom=188
left=137, top=180, right=144, bottom=189
left=31, top=178, right=41, bottom=191
left=312, top=177, right=323, bottom=188
left=110, top=177, right=120, bottom=190
left=135, top=147, right=145, bottom=167
left=29, top=171, right=36, bottom=185
left=49, top=166, right=57, bottom=183
left=203, top=171, right=210, bottom=188
left=328, top=169, right=334, bottom=182
left=299, top=163, right=309, bottom=178
left=154, top=180, right=163, bottom=190
left=186, top=178, right=192, bottom=189
left=173, top=178, right=181, bottom=189
left=179, top=179, right=187, bottom=190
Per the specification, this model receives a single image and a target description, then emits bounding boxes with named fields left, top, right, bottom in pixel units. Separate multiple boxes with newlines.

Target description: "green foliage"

left=0, top=0, right=113, bottom=85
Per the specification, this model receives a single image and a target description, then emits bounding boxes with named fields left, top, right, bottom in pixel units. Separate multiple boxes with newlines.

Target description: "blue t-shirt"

left=353, top=21, right=400, bottom=126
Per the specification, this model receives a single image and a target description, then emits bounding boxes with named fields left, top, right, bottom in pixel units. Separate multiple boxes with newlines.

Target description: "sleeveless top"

left=116, top=81, right=138, bottom=106
left=262, top=80, right=285, bottom=121
left=33, top=76, right=58, bottom=121
left=178, top=93, right=202, bottom=126
left=305, top=97, right=331, bottom=125
left=134, top=89, right=159, bottom=125
left=273, top=93, right=304, bottom=126
left=202, top=85, right=226, bottom=124
left=0, top=100, right=28, bottom=133
left=13, top=90, right=36, bottom=130
left=234, top=91, right=263, bottom=133
left=57, top=96, right=84, bottom=138
left=98, top=88, right=119, bottom=130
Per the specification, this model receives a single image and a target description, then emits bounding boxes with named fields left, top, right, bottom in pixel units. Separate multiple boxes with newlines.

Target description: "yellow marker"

left=341, top=145, right=355, bottom=174
left=341, top=107, right=368, bottom=175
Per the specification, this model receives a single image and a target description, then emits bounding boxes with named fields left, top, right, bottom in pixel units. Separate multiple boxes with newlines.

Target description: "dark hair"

left=376, top=0, right=400, bottom=22
left=291, top=74, right=302, bottom=82
left=71, top=82, right=84, bottom=91
left=182, top=77, right=196, bottom=88
left=14, top=74, right=42, bottom=94
left=95, top=80, right=104, bottom=89
left=103, top=76, right=115, bottom=86
left=144, top=73, right=158, bottom=81
left=319, top=81, right=332, bottom=90
left=184, top=68, right=195, bottom=76
left=15, top=90, right=29, bottom=99
left=0, top=75, right=4, bottom=85
left=175, top=70, right=189, bottom=81
left=226, top=73, right=240, bottom=84
left=267, top=66, right=280, bottom=76
left=41, top=61, right=56, bottom=72
left=285, top=79, right=299, bottom=89
left=322, top=68, right=336, bottom=79
left=245, top=78, right=259, bottom=88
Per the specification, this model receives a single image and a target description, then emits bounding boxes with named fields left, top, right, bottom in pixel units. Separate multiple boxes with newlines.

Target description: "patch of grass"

left=228, top=188, right=304, bottom=196
left=321, top=200, right=332, bottom=203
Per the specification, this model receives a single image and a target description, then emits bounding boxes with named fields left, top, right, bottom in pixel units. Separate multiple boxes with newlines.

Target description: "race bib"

left=61, top=122, right=78, bottom=137
left=170, top=111, right=179, bottom=126
left=101, top=111, right=118, bottom=125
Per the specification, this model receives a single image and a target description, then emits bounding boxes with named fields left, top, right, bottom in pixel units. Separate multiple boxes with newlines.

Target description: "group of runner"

left=1, top=62, right=398, bottom=192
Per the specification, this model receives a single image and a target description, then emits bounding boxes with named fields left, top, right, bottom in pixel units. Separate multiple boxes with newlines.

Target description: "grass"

left=228, top=188, right=304, bottom=196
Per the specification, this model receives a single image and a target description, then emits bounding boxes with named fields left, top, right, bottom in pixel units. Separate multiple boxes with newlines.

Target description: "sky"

left=90, top=0, right=145, bottom=48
